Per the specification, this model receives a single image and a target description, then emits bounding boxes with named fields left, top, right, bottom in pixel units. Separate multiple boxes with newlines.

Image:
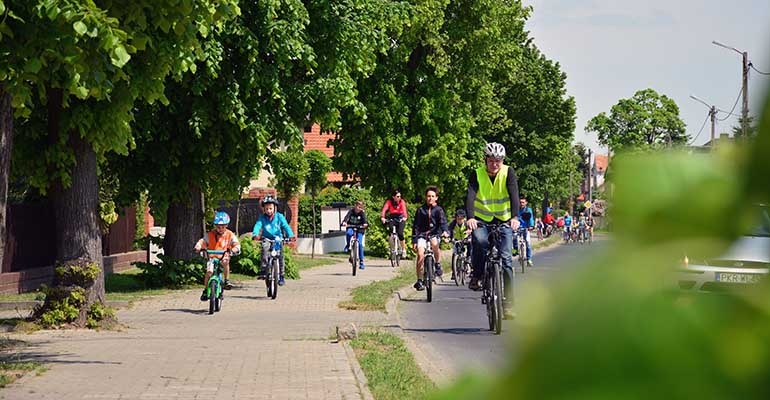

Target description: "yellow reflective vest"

left=473, top=165, right=512, bottom=222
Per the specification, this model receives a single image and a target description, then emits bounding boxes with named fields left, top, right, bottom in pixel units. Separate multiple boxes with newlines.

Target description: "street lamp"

left=712, top=40, right=749, bottom=138
left=689, top=95, right=717, bottom=146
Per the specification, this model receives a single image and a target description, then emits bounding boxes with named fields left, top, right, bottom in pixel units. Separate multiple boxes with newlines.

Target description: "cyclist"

left=380, top=189, right=408, bottom=258
left=341, top=200, right=369, bottom=270
left=563, top=211, right=573, bottom=241
left=447, top=208, right=472, bottom=281
left=542, top=207, right=556, bottom=236
left=515, top=196, right=535, bottom=266
left=252, top=195, right=294, bottom=286
left=194, top=211, right=241, bottom=301
left=411, top=185, right=449, bottom=291
left=585, top=212, right=595, bottom=240
left=577, top=213, right=587, bottom=241
left=466, top=142, right=520, bottom=319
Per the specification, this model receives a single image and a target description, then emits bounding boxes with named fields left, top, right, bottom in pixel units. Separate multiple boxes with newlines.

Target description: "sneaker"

left=343, top=246, right=349, bottom=253
left=224, top=279, right=233, bottom=290
left=200, top=290, right=208, bottom=301
left=413, top=279, right=425, bottom=291
left=468, top=277, right=482, bottom=291
left=435, top=263, right=443, bottom=277
left=527, top=259, right=533, bottom=267
left=278, top=275, right=285, bottom=286
left=359, top=263, right=365, bottom=270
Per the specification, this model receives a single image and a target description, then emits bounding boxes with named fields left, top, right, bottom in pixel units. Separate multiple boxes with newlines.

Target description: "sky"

left=524, top=0, right=770, bottom=154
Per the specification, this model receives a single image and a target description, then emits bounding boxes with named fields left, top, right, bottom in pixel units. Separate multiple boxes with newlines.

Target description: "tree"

left=586, top=88, right=688, bottom=152
left=1, top=1, right=238, bottom=324
left=270, top=150, right=309, bottom=202
left=304, top=150, right=332, bottom=258
left=732, top=115, right=757, bottom=140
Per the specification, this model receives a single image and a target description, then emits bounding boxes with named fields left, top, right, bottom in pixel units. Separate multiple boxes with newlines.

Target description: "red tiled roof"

left=303, top=124, right=351, bottom=183
left=594, top=154, right=609, bottom=173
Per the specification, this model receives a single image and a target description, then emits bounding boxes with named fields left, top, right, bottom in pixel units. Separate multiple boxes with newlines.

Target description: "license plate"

left=716, top=272, right=762, bottom=284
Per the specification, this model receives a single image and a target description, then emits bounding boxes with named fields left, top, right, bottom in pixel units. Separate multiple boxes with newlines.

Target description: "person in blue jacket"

left=252, top=195, right=295, bottom=286
left=514, top=196, right=535, bottom=266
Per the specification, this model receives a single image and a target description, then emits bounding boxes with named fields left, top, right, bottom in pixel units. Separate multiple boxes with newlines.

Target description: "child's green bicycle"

left=201, top=250, right=227, bottom=314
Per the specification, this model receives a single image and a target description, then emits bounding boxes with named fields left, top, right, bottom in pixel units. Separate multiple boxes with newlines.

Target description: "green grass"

left=350, top=330, right=435, bottom=400
left=0, top=338, right=47, bottom=387
left=292, top=254, right=338, bottom=270
left=339, top=265, right=414, bottom=311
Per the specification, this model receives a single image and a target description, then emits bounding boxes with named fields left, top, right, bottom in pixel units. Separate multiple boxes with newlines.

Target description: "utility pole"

left=690, top=95, right=718, bottom=146
left=713, top=40, right=750, bottom=139
left=741, top=50, right=749, bottom=138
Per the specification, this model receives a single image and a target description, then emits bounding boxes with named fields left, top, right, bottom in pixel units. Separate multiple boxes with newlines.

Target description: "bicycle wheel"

left=518, top=242, right=526, bottom=274
left=389, top=234, right=398, bottom=268
left=208, top=279, right=218, bottom=315
left=459, top=257, right=468, bottom=286
left=452, top=253, right=460, bottom=286
left=492, top=263, right=503, bottom=334
left=484, top=269, right=495, bottom=331
left=424, top=256, right=434, bottom=303
left=270, top=259, right=279, bottom=299
left=351, top=240, right=358, bottom=276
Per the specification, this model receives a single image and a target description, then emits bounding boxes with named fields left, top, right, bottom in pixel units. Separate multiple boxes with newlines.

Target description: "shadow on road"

left=403, top=327, right=490, bottom=335
left=159, top=308, right=209, bottom=315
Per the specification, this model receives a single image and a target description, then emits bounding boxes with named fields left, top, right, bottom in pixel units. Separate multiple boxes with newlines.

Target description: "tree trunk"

left=0, top=86, right=12, bottom=271
left=164, top=185, right=203, bottom=260
left=51, top=127, right=104, bottom=329
left=311, top=195, right=316, bottom=259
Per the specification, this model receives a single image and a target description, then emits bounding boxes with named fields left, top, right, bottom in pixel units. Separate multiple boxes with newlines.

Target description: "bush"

left=231, top=234, right=300, bottom=280
left=133, top=255, right=205, bottom=288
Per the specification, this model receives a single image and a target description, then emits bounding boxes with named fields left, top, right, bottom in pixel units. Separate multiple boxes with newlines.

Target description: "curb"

left=0, top=300, right=131, bottom=312
left=342, top=341, right=375, bottom=400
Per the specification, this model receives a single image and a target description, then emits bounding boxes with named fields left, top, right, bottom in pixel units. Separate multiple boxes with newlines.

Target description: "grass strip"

left=339, top=265, right=414, bottom=311
left=350, top=330, right=435, bottom=400
left=292, top=254, right=338, bottom=270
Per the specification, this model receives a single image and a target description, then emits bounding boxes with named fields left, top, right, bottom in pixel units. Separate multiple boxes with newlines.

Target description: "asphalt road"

left=398, top=234, right=609, bottom=380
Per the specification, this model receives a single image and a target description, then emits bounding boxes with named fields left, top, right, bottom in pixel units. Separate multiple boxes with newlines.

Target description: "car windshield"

left=749, top=204, right=770, bottom=237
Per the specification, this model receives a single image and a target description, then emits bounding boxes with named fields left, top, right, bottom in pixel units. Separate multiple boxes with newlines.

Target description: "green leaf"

left=24, top=58, right=42, bottom=73
left=73, top=21, right=87, bottom=36
left=74, top=86, right=88, bottom=99
left=111, top=45, right=130, bottom=67
left=0, top=1, right=5, bottom=15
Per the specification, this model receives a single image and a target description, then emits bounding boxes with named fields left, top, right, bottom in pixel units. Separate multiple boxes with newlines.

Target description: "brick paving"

left=0, top=258, right=398, bottom=400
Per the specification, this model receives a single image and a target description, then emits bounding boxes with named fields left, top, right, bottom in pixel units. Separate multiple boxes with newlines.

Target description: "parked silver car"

left=677, top=205, right=770, bottom=292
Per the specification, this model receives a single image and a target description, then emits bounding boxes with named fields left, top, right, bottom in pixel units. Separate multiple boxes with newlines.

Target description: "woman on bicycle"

left=252, top=196, right=294, bottom=286
left=194, top=211, right=241, bottom=301
left=411, top=186, right=449, bottom=291
left=380, top=189, right=408, bottom=257
left=341, top=200, right=369, bottom=270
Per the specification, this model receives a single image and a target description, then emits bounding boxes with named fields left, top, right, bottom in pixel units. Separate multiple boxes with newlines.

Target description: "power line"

left=750, top=63, right=770, bottom=76
left=717, top=86, right=743, bottom=121
left=688, top=113, right=711, bottom=145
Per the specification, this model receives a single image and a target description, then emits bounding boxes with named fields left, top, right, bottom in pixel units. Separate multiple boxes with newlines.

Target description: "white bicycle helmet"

left=484, top=142, right=506, bottom=159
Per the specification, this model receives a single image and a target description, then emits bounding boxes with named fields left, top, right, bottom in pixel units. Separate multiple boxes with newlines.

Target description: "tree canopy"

left=586, top=88, right=688, bottom=152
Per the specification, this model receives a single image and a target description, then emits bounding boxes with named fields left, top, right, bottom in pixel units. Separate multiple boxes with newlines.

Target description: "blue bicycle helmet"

left=213, top=211, right=230, bottom=225
left=261, top=195, right=279, bottom=207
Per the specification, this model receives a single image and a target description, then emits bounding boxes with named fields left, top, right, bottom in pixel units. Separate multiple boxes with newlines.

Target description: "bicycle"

left=345, top=224, right=365, bottom=276
left=480, top=223, right=507, bottom=335
left=516, top=227, right=528, bottom=274
left=417, top=233, right=440, bottom=302
left=200, top=250, right=227, bottom=315
left=259, top=237, right=286, bottom=300
left=563, top=226, right=572, bottom=244
left=386, top=217, right=403, bottom=268
left=451, top=237, right=470, bottom=286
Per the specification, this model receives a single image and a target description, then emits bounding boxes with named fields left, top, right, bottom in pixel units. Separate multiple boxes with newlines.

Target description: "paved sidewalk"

left=0, top=258, right=399, bottom=400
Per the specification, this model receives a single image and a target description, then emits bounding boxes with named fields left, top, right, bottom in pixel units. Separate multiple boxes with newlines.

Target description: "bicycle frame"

left=261, top=238, right=284, bottom=300
left=416, top=233, right=440, bottom=302
left=386, top=218, right=402, bottom=268
left=516, top=228, right=528, bottom=274
left=202, top=250, right=226, bottom=314
left=347, top=225, right=364, bottom=276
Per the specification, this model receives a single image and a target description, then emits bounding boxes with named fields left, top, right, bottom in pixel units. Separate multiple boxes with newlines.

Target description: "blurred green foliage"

left=432, top=95, right=770, bottom=399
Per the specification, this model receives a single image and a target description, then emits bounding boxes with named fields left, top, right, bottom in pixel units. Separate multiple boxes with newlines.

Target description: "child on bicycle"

left=515, top=196, right=535, bottom=266
left=447, top=208, right=471, bottom=281
left=411, top=186, right=450, bottom=291
left=341, top=200, right=369, bottom=270
left=194, top=211, right=241, bottom=301
left=252, top=195, right=294, bottom=286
